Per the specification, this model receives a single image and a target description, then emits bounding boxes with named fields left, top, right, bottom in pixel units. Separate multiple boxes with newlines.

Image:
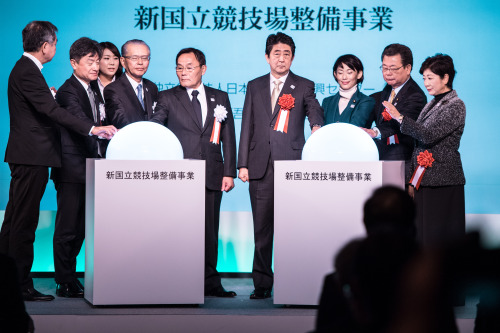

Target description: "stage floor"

left=26, top=278, right=477, bottom=333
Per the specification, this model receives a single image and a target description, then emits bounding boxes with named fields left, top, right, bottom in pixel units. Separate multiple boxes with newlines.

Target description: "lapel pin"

left=211, top=97, right=215, bottom=102
left=290, top=85, right=295, bottom=89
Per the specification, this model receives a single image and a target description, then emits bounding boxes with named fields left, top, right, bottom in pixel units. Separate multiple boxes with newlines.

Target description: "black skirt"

left=414, top=185, right=465, bottom=248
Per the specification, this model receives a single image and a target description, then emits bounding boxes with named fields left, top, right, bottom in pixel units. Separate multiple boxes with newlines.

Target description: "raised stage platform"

left=27, top=278, right=476, bottom=333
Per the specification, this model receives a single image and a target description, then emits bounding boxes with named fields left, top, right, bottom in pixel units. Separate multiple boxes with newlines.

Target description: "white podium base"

left=274, top=160, right=404, bottom=305
left=85, top=159, right=205, bottom=305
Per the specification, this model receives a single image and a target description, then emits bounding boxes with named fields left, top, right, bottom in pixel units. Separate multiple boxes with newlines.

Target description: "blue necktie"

left=137, top=83, right=145, bottom=109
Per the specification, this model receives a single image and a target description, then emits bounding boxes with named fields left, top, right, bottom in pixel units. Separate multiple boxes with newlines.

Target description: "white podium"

left=274, top=160, right=404, bottom=305
left=85, top=159, right=205, bottom=305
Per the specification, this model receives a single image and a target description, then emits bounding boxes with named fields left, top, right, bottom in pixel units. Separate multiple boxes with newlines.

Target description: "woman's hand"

left=382, top=101, right=401, bottom=120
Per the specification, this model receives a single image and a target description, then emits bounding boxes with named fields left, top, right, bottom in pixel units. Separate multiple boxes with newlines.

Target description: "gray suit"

left=400, top=89, right=465, bottom=246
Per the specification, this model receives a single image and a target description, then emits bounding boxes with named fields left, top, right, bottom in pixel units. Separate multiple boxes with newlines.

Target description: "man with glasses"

left=363, top=43, right=426, bottom=178
left=105, top=39, right=158, bottom=129
left=152, top=48, right=237, bottom=298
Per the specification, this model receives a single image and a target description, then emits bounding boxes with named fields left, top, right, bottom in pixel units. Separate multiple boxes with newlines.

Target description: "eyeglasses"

left=175, top=66, right=200, bottom=72
left=123, top=56, right=151, bottom=62
left=380, top=65, right=404, bottom=73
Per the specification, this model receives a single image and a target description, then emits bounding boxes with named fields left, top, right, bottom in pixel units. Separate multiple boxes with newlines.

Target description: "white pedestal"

left=85, top=159, right=205, bottom=305
left=274, top=160, right=404, bottom=305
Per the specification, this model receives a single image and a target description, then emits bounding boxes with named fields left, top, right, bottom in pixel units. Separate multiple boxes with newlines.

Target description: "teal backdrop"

left=1, top=0, right=499, bottom=272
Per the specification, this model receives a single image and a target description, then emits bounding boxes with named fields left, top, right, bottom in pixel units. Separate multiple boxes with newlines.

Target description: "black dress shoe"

left=22, top=288, right=55, bottom=301
left=250, top=288, right=272, bottom=299
left=75, top=279, right=84, bottom=291
left=56, top=281, right=84, bottom=298
left=204, top=286, right=237, bottom=297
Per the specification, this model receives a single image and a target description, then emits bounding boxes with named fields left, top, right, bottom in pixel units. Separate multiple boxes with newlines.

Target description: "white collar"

left=23, top=52, right=43, bottom=71
left=125, top=72, right=143, bottom=91
left=73, top=74, right=90, bottom=91
left=392, top=77, right=410, bottom=95
left=186, top=83, right=205, bottom=98
left=270, top=72, right=289, bottom=86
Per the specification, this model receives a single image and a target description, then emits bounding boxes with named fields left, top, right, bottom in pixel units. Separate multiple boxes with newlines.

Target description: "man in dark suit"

left=104, top=39, right=158, bottom=129
left=0, top=21, right=116, bottom=301
left=237, top=32, right=324, bottom=299
left=362, top=43, right=427, bottom=177
left=152, top=48, right=237, bottom=297
left=51, top=37, right=104, bottom=298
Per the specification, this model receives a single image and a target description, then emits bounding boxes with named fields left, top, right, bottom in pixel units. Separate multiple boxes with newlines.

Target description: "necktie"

left=271, top=80, right=282, bottom=113
left=87, top=86, right=97, bottom=123
left=137, top=83, right=145, bottom=109
left=191, top=90, right=203, bottom=128
left=87, top=86, right=102, bottom=156
left=388, top=89, right=396, bottom=104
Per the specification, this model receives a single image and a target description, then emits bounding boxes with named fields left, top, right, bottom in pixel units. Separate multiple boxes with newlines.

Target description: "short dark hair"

left=265, top=32, right=295, bottom=57
left=69, top=37, right=102, bottom=63
left=22, top=21, right=58, bottom=52
left=99, top=41, right=123, bottom=78
left=363, top=186, right=416, bottom=239
left=121, top=39, right=150, bottom=57
left=176, top=47, right=206, bottom=66
left=419, top=54, right=456, bottom=89
left=381, top=43, right=413, bottom=69
left=333, top=54, right=365, bottom=84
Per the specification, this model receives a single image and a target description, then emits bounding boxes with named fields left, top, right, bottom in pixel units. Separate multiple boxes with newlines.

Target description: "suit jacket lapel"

left=143, top=83, right=152, bottom=119
left=121, top=76, right=146, bottom=119
left=377, top=84, right=392, bottom=123
left=330, top=93, right=341, bottom=117
left=258, top=76, right=272, bottom=120
left=175, top=86, right=203, bottom=130
left=203, top=88, right=216, bottom=134
left=70, top=76, right=95, bottom=122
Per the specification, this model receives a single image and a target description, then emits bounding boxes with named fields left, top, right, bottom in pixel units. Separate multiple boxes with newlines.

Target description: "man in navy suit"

left=105, top=39, right=158, bottom=129
left=237, top=33, right=324, bottom=299
left=362, top=43, right=427, bottom=178
left=51, top=37, right=104, bottom=298
left=0, top=21, right=116, bottom=301
left=152, top=48, right=237, bottom=297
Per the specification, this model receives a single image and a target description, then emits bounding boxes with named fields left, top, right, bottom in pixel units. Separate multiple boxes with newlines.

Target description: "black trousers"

left=249, top=158, right=274, bottom=290
left=0, top=164, right=48, bottom=290
left=53, top=182, right=85, bottom=284
left=204, top=188, right=223, bottom=292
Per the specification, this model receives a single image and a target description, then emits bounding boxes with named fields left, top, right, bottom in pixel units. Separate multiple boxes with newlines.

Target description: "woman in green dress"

left=322, top=54, right=375, bottom=127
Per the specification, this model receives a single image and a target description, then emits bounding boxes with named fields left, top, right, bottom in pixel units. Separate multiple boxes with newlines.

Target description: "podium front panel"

left=85, top=159, right=205, bottom=305
left=274, top=160, right=403, bottom=305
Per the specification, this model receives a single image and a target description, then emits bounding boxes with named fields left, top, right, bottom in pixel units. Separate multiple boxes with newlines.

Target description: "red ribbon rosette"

left=278, top=94, right=295, bottom=111
left=417, top=150, right=434, bottom=168
left=382, top=110, right=392, bottom=121
left=274, top=94, right=295, bottom=133
left=410, top=150, right=435, bottom=190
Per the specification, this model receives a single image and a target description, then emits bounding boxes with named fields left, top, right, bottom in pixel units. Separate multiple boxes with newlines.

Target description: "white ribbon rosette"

left=99, top=103, right=106, bottom=122
left=210, top=104, right=228, bottom=144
